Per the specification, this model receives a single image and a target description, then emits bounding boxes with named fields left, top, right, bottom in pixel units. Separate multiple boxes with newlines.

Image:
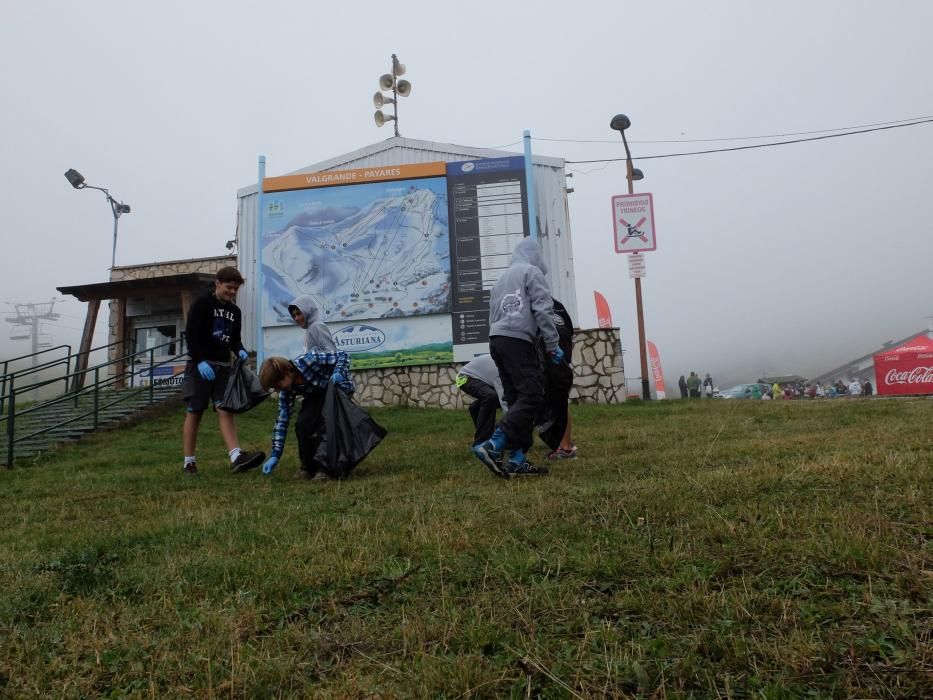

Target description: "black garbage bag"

left=537, top=360, right=574, bottom=450
left=312, top=383, right=387, bottom=478
left=216, top=358, right=270, bottom=413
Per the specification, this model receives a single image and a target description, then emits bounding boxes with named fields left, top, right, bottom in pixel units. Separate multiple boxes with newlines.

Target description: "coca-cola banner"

left=873, top=334, right=933, bottom=396
left=647, top=340, right=667, bottom=399
left=594, top=291, right=613, bottom=329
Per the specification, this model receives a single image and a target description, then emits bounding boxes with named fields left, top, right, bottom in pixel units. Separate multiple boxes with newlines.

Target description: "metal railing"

left=0, top=344, right=71, bottom=415
left=0, top=338, right=130, bottom=416
left=1, top=338, right=187, bottom=467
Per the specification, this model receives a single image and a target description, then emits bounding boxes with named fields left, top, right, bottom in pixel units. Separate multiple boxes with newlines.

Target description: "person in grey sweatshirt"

left=456, top=353, right=507, bottom=446
left=288, top=295, right=336, bottom=353
left=473, top=238, right=562, bottom=478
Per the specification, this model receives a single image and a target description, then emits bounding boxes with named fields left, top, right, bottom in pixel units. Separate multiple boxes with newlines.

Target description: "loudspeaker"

left=379, top=74, right=395, bottom=91
left=373, top=92, right=394, bottom=108
left=396, top=80, right=412, bottom=97
left=374, top=110, right=396, bottom=127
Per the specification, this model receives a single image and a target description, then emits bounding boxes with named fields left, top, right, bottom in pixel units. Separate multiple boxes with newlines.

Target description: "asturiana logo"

left=334, top=324, right=386, bottom=353
left=460, top=162, right=475, bottom=173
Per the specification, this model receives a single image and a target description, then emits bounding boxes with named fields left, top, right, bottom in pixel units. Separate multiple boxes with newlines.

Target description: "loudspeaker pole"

left=391, top=54, right=400, bottom=137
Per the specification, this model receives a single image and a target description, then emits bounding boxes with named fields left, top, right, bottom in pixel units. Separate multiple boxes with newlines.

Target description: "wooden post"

left=180, top=288, right=194, bottom=324
left=114, top=298, right=127, bottom=389
left=72, top=299, right=101, bottom=392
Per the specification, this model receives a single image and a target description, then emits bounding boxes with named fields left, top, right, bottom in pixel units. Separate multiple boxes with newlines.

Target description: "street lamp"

left=609, top=114, right=651, bottom=401
left=64, top=168, right=131, bottom=269
left=373, top=53, right=412, bottom=136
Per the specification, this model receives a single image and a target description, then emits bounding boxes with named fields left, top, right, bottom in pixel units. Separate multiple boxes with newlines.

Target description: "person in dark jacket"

left=540, top=298, right=577, bottom=460
left=181, top=266, right=265, bottom=476
left=678, top=375, right=688, bottom=399
left=686, top=371, right=701, bottom=398
left=473, top=239, right=561, bottom=478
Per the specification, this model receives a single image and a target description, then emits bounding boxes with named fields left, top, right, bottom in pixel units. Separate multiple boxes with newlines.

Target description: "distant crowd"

left=675, top=371, right=875, bottom=401
left=677, top=372, right=716, bottom=398
left=769, top=378, right=875, bottom=399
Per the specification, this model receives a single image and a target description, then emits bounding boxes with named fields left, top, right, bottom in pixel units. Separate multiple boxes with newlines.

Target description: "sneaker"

left=546, top=447, right=577, bottom=461
left=295, top=468, right=314, bottom=480
left=231, top=451, right=266, bottom=473
left=183, top=462, right=198, bottom=476
left=472, top=440, right=509, bottom=479
left=508, top=460, right=549, bottom=476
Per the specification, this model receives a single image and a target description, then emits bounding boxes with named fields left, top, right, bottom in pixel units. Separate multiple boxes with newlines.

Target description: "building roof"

left=238, top=136, right=566, bottom=197
left=111, top=255, right=234, bottom=271
left=58, top=273, right=216, bottom=302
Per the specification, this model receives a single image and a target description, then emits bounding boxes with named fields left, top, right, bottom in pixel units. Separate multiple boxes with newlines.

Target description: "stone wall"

left=353, top=327, right=625, bottom=408
left=108, top=255, right=236, bottom=282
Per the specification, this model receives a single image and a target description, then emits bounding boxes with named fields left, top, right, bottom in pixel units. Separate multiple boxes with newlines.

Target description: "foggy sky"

left=2, top=0, right=932, bottom=390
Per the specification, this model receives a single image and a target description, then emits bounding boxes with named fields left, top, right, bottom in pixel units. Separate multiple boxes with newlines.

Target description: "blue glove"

left=548, top=347, right=565, bottom=365
left=238, top=349, right=249, bottom=362
left=331, top=371, right=346, bottom=385
left=261, top=456, right=279, bottom=475
left=197, top=361, right=215, bottom=381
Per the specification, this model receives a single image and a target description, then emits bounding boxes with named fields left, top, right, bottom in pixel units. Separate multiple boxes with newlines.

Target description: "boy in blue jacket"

left=258, top=350, right=352, bottom=479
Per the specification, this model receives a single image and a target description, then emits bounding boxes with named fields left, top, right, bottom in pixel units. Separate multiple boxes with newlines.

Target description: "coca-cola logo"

left=884, top=366, right=933, bottom=385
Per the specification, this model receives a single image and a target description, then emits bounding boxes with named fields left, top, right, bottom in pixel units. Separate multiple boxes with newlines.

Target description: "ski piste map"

left=261, top=176, right=450, bottom=325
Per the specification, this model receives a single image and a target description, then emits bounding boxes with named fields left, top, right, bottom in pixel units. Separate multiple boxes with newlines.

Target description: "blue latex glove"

left=331, top=371, right=346, bottom=385
left=261, top=456, right=279, bottom=475
left=548, top=347, right=565, bottom=365
left=238, top=349, right=249, bottom=362
left=197, top=361, right=215, bottom=381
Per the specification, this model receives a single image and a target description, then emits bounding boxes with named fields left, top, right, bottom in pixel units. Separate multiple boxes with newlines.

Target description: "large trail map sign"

left=258, top=159, right=531, bottom=368
left=262, top=165, right=450, bottom=324
left=260, top=162, right=455, bottom=368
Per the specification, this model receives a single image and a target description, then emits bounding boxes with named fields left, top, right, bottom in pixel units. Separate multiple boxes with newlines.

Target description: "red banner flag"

left=594, top=291, right=613, bottom=329
left=647, top=340, right=667, bottom=399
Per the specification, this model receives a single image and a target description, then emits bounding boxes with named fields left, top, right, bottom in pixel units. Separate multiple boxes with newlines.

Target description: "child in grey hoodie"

left=473, top=238, right=562, bottom=478
left=288, top=295, right=337, bottom=353
left=456, top=353, right=507, bottom=446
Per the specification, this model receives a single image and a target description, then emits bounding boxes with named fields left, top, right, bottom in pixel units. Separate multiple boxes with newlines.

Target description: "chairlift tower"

left=5, top=299, right=60, bottom=366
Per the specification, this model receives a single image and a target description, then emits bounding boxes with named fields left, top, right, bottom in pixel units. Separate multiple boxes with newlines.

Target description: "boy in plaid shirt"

left=258, top=350, right=352, bottom=478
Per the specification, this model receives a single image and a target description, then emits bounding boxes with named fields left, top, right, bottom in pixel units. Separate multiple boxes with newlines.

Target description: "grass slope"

left=0, top=398, right=930, bottom=697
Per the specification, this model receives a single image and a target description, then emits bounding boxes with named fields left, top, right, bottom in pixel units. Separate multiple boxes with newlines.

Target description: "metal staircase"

left=1, top=339, right=186, bottom=467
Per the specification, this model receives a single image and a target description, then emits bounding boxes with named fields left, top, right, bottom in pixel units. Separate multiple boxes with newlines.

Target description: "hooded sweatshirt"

left=457, top=353, right=507, bottom=410
left=487, top=238, right=559, bottom=351
left=289, top=295, right=336, bottom=353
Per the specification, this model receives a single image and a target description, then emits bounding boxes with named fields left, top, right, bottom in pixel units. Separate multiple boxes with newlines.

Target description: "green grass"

left=0, top=398, right=930, bottom=697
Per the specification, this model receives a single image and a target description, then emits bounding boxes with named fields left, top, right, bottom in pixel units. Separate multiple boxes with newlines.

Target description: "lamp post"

left=373, top=54, right=412, bottom=136
left=609, top=114, right=651, bottom=401
left=64, top=168, right=131, bottom=269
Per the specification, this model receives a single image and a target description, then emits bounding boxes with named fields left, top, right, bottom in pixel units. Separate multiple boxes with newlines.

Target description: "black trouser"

left=460, top=376, right=501, bottom=445
left=295, top=387, right=327, bottom=473
left=490, top=336, right=544, bottom=452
